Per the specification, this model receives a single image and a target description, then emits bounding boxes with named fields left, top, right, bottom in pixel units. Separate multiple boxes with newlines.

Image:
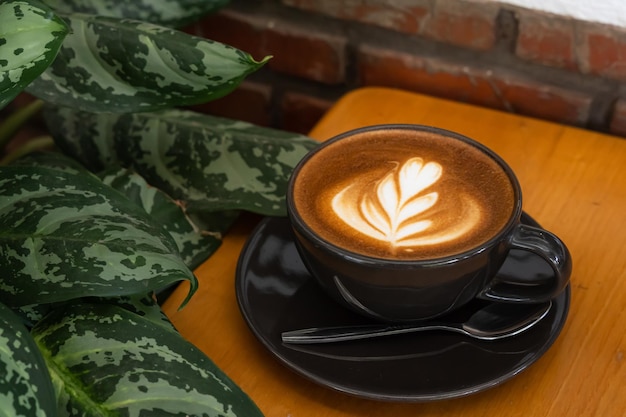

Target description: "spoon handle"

left=282, top=302, right=551, bottom=344
left=281, top=322, right=460, bottom=344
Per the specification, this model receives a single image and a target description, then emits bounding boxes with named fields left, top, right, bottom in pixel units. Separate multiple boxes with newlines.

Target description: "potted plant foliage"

left=0, top=0, right=318, bottom=415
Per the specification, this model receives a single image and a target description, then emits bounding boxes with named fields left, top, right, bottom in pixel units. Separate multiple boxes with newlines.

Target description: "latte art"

left=291, top=128, right=516, bottom=260
left=331, top=157, right=481, bottom=249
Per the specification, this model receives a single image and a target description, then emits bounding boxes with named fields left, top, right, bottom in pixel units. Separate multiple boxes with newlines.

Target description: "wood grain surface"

left=163, top=87, right=626, bottom=417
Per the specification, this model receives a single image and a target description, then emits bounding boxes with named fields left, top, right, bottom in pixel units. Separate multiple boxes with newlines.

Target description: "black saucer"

left=235, top=214, right=570, bottom=402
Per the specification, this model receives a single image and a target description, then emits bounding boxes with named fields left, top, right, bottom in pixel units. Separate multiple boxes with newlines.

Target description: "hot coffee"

left=287, top=124, right=570, bottom=321
left=292, top=128, right=515, bottom=260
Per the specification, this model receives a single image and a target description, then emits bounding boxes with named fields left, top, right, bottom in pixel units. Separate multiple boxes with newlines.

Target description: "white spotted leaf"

left=25, top=13, right=269, bottom=113
left=44, top=106, right=319, bottom=215
left=0, top=302, right=56, bottom=417
left=0, top=163, right=197, bottom=308
left=0, top=0, right=69, bottom=110
left=33, top=302, right=264, bottom=417
left=41, top=0, right=229, bottom=28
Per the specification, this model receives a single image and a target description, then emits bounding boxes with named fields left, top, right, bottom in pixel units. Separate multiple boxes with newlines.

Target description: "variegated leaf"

left=0, top=0, right=68, bottom=110
left=16, top=291, right=177, bottom=333
left=42, top=0, right=229, bottom=28
left=14, top=151, right=233, bottom=269
left=33, top=303, right=264, bottom=417
left=25, top=14, right=270, bottom=113
left=91, top=293, right=178, bottom=332
left=10, top=148, right=88, bottom=173
left=99, top=166, right=231, bottom=270
left=0, top=301, right=56, bottom=417
left=13, top=150, right=233, bottom=272
left=0, top=164, right=197, bottom=308
left=46, top=107, right=320, bottom=215
left=14, top=304, right=52, bottom=329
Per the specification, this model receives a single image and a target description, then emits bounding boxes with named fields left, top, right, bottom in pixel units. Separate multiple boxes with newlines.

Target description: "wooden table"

left=163, top=87, right=626, bottom=416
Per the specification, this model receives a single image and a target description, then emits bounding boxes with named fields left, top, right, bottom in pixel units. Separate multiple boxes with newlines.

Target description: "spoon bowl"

left=281, top=301, right=552, bottom=344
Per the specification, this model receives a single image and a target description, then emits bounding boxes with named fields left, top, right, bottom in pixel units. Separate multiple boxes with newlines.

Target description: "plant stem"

left=0, top=136, right=55, bottom=166
left=0, top=99, right=44, bottom=150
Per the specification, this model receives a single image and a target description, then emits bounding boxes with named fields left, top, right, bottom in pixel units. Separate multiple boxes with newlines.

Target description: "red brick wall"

left=186, top=0, right=626, bottom=138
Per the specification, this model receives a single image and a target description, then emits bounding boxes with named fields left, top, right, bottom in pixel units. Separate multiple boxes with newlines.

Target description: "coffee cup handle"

left=478, top=224, right=572, bottom=303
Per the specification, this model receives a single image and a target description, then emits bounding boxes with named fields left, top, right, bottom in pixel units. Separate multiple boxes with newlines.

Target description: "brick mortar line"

left=494, top=8, right=519, bottom=53
left=246, top=68, right=348, bottom=125
left=587, top=96, right=619, bottom=132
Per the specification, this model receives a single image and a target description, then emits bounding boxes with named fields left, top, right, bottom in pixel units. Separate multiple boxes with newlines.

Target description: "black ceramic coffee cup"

left=286, top=124, right=571, bottom=322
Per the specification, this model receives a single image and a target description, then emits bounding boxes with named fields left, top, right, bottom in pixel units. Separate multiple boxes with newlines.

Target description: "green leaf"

left=0, top=301, right=56, bottom=417
left=0, top=0, right=69, bottom=110
left=14, top=151, right=235, bottom=269
left=46, top=107, right=320, bottom=215
left=33, top=303, right=264, bottom=417
left=42, top=0, right=229, bottom=28
left=91, top=293, right=179, bottom=333
left=10, top=148, right=88, bottom=173
left=0, top=164, right=197, bottom=308
left=99, top=166, right=231, bottom=270
left=25, top=14, right=270, bottom=113
left=13, top=302, right=60, bottom=329
left=15, top=291, right=177, bottom=331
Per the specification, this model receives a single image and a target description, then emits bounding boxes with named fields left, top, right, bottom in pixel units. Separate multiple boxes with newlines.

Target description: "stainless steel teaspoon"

left=281, top=301, right=552, bottom=344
